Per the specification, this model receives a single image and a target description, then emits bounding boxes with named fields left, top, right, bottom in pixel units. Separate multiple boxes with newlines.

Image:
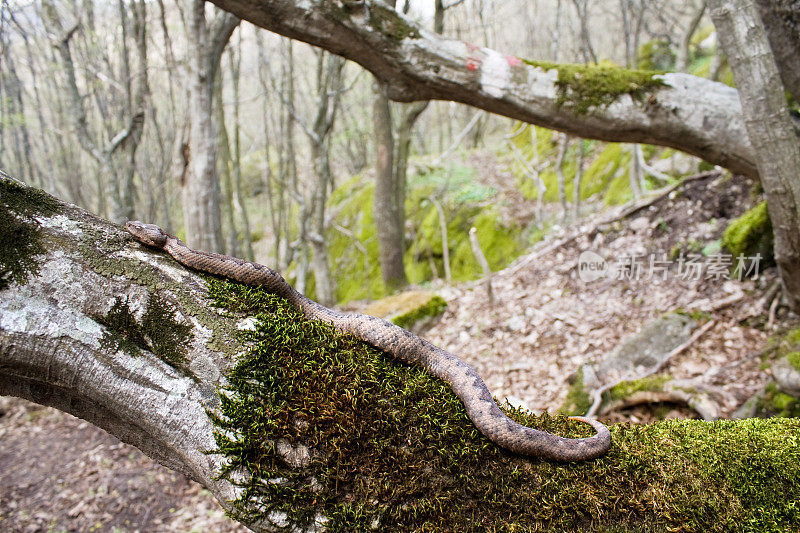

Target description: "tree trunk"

left=181, top=1, right=239, bottom=252
left=755, top=0, right=800, bottom=102
left=373, top=81, right=408, bottom=293
left=709, top=0, right=800, bottom=310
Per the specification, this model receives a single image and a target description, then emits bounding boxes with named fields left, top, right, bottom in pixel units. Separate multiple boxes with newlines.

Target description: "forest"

left=2, top=0, right=800, bottom=530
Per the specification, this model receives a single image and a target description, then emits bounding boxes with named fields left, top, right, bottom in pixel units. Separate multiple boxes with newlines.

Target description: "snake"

left=125, top=221, right=611, bottom=461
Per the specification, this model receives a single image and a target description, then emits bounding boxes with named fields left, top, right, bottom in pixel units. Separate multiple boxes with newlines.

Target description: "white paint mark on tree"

left=480, top=48, right=510, bottom=98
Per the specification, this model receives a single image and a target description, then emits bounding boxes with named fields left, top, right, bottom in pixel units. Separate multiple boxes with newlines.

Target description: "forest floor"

left=0, top=156, right=791, bottom=531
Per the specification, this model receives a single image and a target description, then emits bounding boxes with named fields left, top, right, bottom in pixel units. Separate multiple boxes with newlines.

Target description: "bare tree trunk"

left=228, top=38, right=254, bottom=261
left=214, top=70, right=241, bottom=258
left=373, top=81, right=407, bottom=293
left=572, top=0, right=599, bottom=64
left=555, top=133, right=569, bottom=223
left=181, top=1, right=239, bottom=252
left=573, top=138, right=585, bottom=220
left=755, top=0, right=800, bottom=102
left=709, top=0, right=800, bottom=310
left=300, top=51, right=345, bottom=306
left=629, top=144, right=644, bottom=200
left=42, top=0, right=147, bottom=224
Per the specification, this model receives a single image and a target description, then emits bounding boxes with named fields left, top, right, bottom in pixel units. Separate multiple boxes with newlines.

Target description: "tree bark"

left=205, top=0, right=763, bottom=179
left=0, top=171, right=238, bottom=520
left=755, top=0, right=800, bottom=103
left=373, top=80, right=408, bottom=292
left=4, top=170, right=800, bottom=531
left=709, top=0, right=800, bottom=311
left=181, top=1, right=239, bottom=252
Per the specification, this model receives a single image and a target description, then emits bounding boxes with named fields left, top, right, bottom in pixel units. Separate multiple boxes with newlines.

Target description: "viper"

left=125, top=220, right=611, bottom=461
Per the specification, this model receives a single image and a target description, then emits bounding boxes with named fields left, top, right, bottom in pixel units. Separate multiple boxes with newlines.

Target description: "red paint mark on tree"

left=506, top=55, right=523, bottom=67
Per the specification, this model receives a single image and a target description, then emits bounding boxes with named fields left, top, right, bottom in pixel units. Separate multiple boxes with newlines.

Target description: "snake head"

left=125, top=220, right=168, bottom=248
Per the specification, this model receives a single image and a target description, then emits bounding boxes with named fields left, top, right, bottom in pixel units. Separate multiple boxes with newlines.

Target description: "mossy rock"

left=327, top=169, right=527, bottom=303
left=207, top=278, right=800, bottom=531
left=362, top=290, right=447, bottom=332
left=757, top=382, right=800, bottom=419
left=608, top=375, right=674, bottom=403
left=721, top=200, right=774, bottom=273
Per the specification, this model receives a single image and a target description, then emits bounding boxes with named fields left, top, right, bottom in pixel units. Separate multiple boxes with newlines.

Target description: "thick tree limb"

left=4, top=172, right=800, bottom=530
left=0, top=171, right=239, bottom=517
left=206, top=0, right=760, bottom=177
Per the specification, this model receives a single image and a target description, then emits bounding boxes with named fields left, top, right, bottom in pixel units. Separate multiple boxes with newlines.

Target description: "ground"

left=0, top=153, right=790, bottom=530
left=0, top=397, right=246, bottom=532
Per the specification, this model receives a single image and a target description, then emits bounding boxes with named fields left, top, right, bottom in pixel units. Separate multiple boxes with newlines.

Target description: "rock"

left=592, top=313, right=696, bottom=384
left=630, top=216, right=650, bottom=233
left=362, top=290, right=447, bottom=333
left=773, top=357, right=800, bottom=397
left=731, top=389, right=764, bottom=419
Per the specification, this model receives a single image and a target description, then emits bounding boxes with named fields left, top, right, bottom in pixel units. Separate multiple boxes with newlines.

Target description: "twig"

left=584, top=319, right=717, bottom=417
left=767, top=291, right=781, bottom=330
left=431, top=111, right=483, bottom=167
left=469, top=227, right=494, bottom=305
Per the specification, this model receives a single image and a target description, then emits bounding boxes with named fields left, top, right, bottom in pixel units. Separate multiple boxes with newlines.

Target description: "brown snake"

left=125, top=221, right=611, bottom=461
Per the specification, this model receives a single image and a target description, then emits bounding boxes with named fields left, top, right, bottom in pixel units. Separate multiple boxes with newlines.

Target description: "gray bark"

left=0, top=171, right=238, bottom=523
left=709, top=0, right=800, bottom=311
left=181, top=1, right=239, bottom=252
left=205, top=0, right=762, bottom=179
left=755, top=0, right=800, bottom=102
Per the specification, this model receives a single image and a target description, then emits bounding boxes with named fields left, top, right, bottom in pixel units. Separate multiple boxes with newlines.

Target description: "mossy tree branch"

left=3, top=172, right=800, bottom=530
left=204, top=0, right=765, bottom=178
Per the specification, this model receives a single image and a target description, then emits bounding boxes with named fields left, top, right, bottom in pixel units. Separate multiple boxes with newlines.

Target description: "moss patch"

left=722, top=200, right=774, bottom=274
left=367, top=3, right=420, bottom=43
left=95, top=295, right=193, bottom=369
left=608, top=375, right=674, bottom=403
left=560, top=366, right=593, bottom=416
left=787, top=352, right=800, bottom=372
left=758, top=383, right=800, bottom=419
left=327, top=169, right=527, bottom=303
left=0, top=175, right=62, bottom=289
left=522, top=60, right=667, bottom=115
left=363, top=290, right=447, bottom=330
left=208, top=280, right=800, bottom=531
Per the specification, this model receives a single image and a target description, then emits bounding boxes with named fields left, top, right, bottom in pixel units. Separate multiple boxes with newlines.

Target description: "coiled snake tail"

left=125, top=221, right=612, bottom=461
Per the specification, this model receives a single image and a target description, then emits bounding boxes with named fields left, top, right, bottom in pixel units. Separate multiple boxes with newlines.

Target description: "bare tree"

left=42, top=0, right=148, bottom=224
left=177, top=1, right=239, bottom=252
left=709, top=0, right=800, bottom=311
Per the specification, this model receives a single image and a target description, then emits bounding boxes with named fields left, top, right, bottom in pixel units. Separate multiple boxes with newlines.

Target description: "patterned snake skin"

left=125, top=221, right=611, bottom=461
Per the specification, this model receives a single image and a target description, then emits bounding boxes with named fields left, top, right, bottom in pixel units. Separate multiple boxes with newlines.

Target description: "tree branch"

left=205, top=0, right=761, bottom=178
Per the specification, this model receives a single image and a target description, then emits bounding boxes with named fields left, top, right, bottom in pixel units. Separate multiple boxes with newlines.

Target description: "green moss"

left=560, top=366, right=593, bottom=416
left=522, top=59, right=667, bottom=115
left=327, top=169, right=527, bottom=303
left=392, top=294, right=446, bottom=329
left=787, top=352, right=800, bottom=372
left=638, top=39, right=676, bottom=71
left=207, top=280, right=800, bottom=531
left=0, top=174, right=62, bottom=289
left=758, top=382, right=800, bottom=419
left=722, top=201, right=774, bottom=275
left=367, top=3, right=420, bottom=43
left=608, top=375, right=673, bottom=403
left=95, top=295, right=193, bottom=369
